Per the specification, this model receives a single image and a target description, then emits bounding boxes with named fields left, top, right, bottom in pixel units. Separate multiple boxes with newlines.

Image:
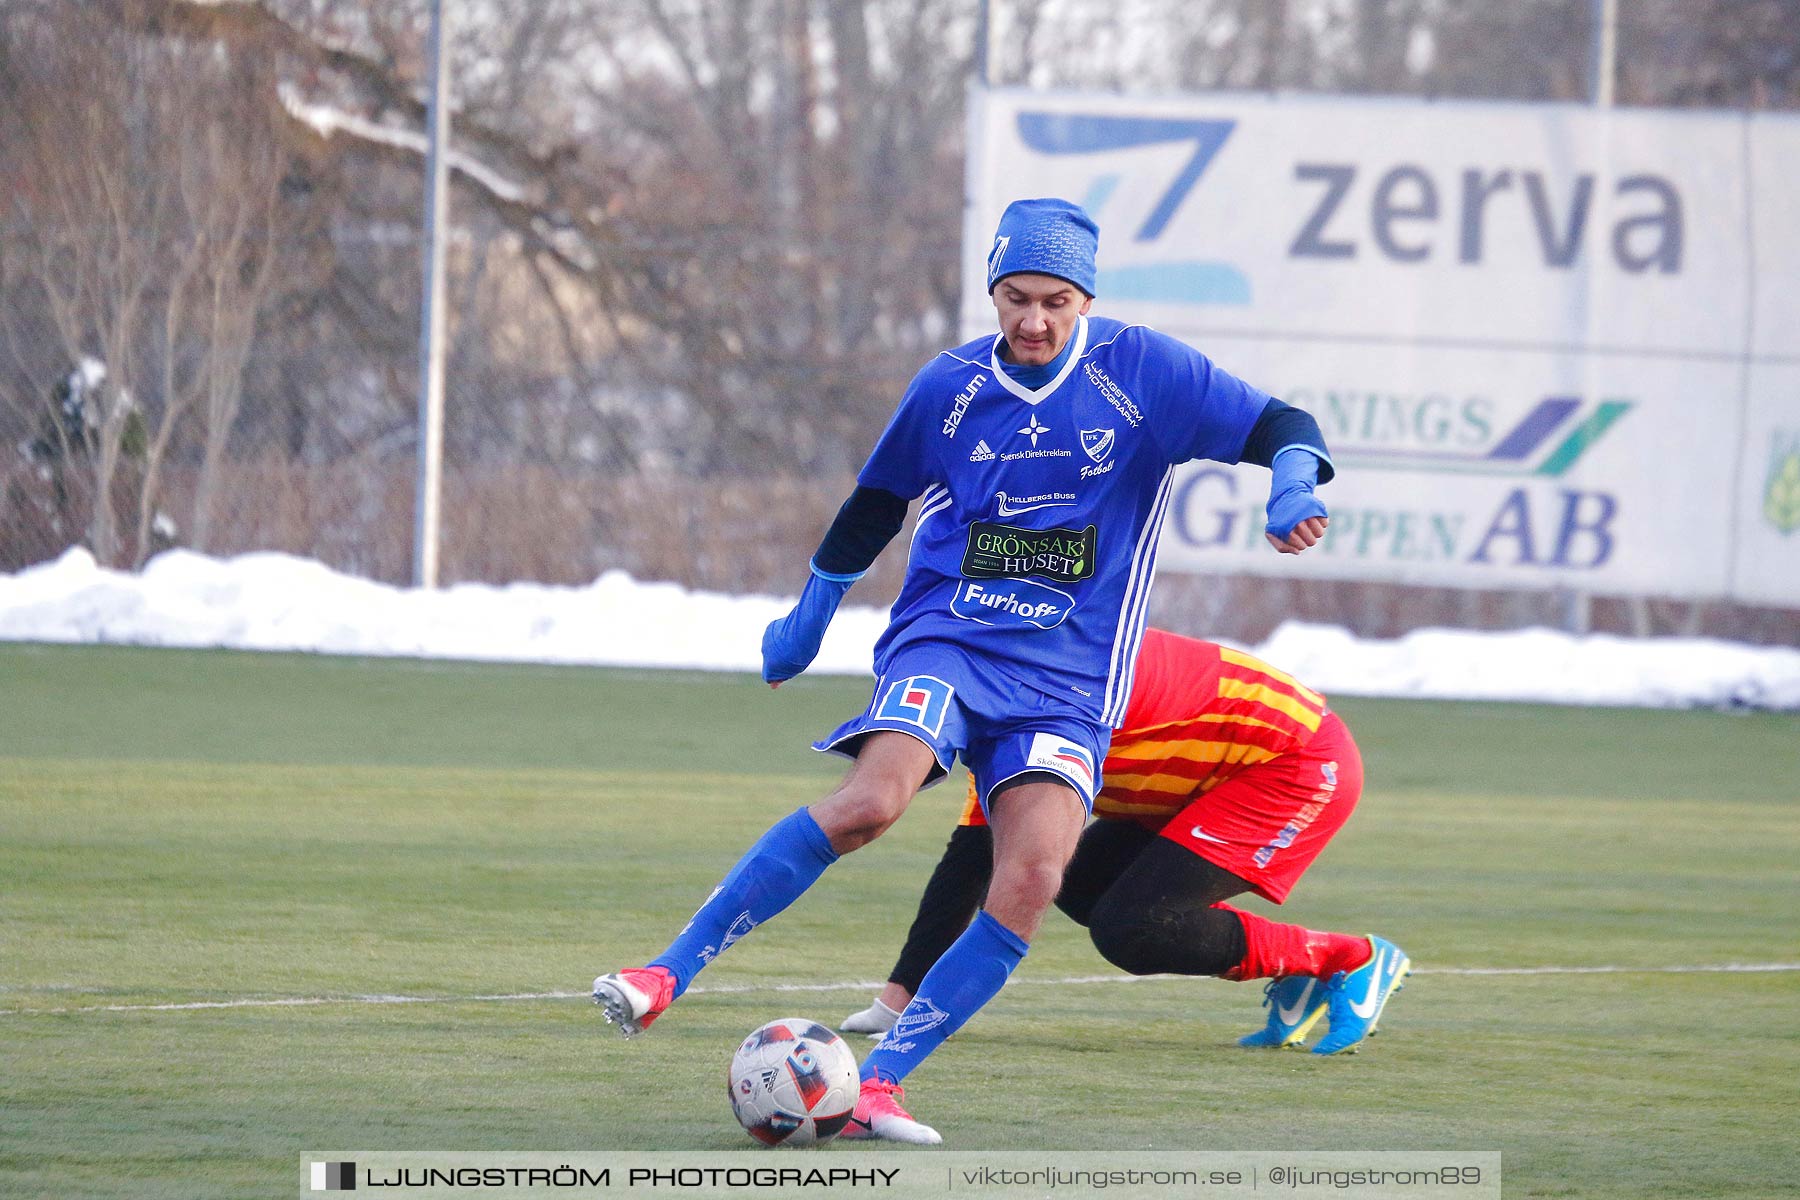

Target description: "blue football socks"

left=649, top=807, right=838, bottom=998
left=861, top=909, right=1029, bottom=1085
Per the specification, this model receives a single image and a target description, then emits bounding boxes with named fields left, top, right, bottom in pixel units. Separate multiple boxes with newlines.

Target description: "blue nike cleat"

left=1311, top=936, right=1411, bottom=1056
left=1238, top=974, right=1329, bottom=1048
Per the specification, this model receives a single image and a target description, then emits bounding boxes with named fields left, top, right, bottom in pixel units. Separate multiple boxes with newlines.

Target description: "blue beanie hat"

left=986, top=198, right=1099, bottom=297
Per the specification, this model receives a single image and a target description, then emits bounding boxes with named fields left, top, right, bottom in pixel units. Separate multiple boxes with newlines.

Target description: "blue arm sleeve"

left=762, top=566, right=856, bottom=684
left=762, top=487, right=909, bottom=684
left=764, top=365, right=936, bottom=682
left=1264, top=446, right=1330, bottom=541
left=1241, top=398, right=1336, bottom=484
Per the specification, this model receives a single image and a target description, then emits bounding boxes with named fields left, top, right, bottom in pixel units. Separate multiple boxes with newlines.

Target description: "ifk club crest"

left=1765, top=428, right=1800, bottom=537
left=1081, top=427, right=1115, bottom=463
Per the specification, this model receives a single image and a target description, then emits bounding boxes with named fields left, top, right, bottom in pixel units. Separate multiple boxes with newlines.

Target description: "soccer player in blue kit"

left=593, top=198, right=1334, bottom=1144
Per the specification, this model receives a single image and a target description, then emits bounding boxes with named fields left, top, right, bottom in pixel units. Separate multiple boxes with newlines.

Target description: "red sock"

left=1216, top=903, right=1371, bottom=981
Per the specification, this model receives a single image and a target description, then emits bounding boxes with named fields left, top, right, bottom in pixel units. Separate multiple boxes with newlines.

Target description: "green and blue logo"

left=1334, top=395, right=1632, bottom=477
left=1171, top=393, right=1633, bottom=572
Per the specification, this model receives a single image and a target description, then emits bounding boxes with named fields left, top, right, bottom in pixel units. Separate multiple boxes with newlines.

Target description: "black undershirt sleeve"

left=811, top=485, right=910, bottom=578
left=1240, top=398, right=1335, bottom=484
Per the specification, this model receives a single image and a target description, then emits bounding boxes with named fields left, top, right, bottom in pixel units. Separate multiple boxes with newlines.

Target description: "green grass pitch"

left=2, top=642, right=1797, bottom=1197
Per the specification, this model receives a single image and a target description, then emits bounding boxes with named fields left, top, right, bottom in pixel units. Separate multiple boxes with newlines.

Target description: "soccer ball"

left=727, top=1018, right=859, bottom=1147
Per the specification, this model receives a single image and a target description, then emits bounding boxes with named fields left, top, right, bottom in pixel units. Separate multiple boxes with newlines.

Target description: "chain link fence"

left=2, top=0, right=1795, bottom=644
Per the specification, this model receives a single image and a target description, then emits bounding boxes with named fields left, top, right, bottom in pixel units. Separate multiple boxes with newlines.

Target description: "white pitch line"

left=0, top=991, right=582, bottom=1016
left=1412, top=963, right=1800, bottom=976
left=3, top=963, right=1797, bottom=1017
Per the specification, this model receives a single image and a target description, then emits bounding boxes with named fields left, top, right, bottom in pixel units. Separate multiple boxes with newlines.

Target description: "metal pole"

left=975, top=0, right=994, bottom=88
left=1591, top=0, right=1617, bottom=108
left=1566, top=0, right=1619, bottom=636
left=413, top=0, right=451, bottom=589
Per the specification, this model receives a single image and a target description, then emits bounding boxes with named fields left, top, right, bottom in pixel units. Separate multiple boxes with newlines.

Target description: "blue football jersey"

left=858, top=314, right=1272, bottom=726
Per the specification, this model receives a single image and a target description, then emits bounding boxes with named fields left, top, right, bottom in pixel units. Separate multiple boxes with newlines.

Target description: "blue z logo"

left=874, top=675, right=955, bottom=739
left=1016, top=114, right=1237, bottom=241
left=1016, top=112, right=1249, bottom=305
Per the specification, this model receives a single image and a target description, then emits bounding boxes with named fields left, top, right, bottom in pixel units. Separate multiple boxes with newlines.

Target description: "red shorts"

left=1155, top=710, right=1362, bottom=903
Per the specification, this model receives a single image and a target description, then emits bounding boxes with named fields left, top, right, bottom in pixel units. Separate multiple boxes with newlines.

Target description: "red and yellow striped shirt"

left=961, top=628, right=1329, bottom=826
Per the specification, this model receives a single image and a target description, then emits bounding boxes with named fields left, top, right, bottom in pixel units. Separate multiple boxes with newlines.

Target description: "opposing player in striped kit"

left=592, top=198, right=1336, bottom=1143
left=840, top=628, right=1411, bottom=1056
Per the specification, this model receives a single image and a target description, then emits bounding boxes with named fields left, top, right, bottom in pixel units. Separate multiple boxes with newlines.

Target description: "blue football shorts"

left=814, top=641, right=1110, bottom=813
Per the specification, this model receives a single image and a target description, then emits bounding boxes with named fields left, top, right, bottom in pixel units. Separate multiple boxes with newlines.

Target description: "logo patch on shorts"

left=873, top=675, right=954, bottom=738
left=1025, top=732, right=1096, bottom=797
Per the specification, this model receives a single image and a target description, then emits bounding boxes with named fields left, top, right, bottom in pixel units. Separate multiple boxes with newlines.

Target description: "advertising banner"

left=963, top=88, right=1798, bottom=604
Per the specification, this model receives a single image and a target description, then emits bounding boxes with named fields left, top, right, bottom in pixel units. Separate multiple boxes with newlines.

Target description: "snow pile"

left=1259, top=623, right=1800, bottom=711
left=3, top=547, right=1797, bottom=710
left=0, top=548, right=887, bottom=676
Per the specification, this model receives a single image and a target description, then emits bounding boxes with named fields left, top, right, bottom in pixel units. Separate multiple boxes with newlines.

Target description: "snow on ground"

left=3, top=547, right=1797, bottom=710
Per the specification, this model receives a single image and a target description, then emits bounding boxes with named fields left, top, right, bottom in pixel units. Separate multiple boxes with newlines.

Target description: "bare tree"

left=0, top=2, right=309, bottom=565
left=1, top=0, right=1793, bottom=648
left=1620, top=0, right=1800, bottom=109
left=178, top=69, right=294, bottom=553
left=0, top=4, right=167, bottom=565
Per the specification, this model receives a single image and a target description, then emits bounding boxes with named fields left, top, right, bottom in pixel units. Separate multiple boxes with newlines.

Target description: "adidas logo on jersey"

left=969, top=440, right=995, bottom=462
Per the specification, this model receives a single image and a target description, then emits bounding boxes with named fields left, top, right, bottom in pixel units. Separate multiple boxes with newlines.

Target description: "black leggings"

left=887, top=820, right=1252, bottom=993
left=1055, top=820, right=1250, bottom=978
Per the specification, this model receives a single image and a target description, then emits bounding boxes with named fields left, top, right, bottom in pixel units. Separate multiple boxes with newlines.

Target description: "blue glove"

left=762, top=566, right=858, bottom=684
left=1265, top=446, right=1329, bottom=541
